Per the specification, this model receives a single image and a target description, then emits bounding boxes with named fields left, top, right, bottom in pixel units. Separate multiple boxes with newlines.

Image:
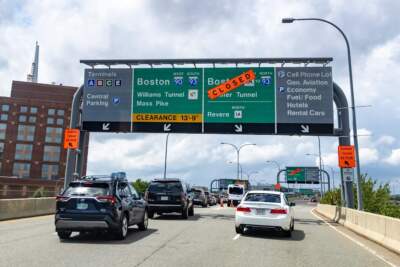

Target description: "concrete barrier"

left=0, top=197, right=55, bottom=221
left=316, top=204, right=400, bottom=255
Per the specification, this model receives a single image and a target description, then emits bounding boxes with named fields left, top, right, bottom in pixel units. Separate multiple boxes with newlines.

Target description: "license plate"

left=161, top=196, right=168, bottom=201
left=76, top=203, right=88, bottom=210
left=256, top=209, right=266, bottom=215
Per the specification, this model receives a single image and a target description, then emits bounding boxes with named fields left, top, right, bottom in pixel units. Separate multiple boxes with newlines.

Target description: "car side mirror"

left=289, top=202, right=296, bottom=207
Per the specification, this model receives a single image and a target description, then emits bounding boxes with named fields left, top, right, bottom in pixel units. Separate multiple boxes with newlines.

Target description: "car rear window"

left=148, top=182, right=183, bottom=193
left=229, top=187, right=243, bottom=195
left=244, top=193, right=281, bottom=203
left=64, top=183, right=110, bottom=197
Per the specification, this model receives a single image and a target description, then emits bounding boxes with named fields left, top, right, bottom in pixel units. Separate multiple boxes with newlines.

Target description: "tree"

left=131, top=179, right=150, bottom=194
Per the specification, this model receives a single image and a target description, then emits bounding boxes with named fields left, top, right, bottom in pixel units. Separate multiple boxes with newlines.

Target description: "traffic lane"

left=138, top=204, right=393, bottom=267
left=0, top=211, right=199, bottom=267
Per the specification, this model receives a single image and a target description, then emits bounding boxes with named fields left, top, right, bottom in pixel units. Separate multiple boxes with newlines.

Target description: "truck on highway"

left=228, top=184, right=246, bottom=206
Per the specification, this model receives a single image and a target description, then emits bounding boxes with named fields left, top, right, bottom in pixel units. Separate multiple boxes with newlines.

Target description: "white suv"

left=235, top=190, right=295, bottom=237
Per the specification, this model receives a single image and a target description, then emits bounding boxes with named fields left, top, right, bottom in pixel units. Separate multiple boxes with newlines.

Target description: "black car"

left=55, top=173, right=148, bottom=240
left=145, top=179, right=194, bottom=219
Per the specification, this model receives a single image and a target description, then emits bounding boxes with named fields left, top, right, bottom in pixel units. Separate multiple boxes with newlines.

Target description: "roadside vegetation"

left=320, top=174, right=400, bottom=219
left=131, top=179, right=150, bottom=194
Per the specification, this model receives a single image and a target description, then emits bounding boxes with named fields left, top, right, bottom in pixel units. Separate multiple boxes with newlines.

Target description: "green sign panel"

left=286, top=167, right=320, bottom=184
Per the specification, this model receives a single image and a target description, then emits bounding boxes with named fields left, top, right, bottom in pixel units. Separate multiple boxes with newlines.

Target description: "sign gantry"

left=80, top=58, right=334, bottom=136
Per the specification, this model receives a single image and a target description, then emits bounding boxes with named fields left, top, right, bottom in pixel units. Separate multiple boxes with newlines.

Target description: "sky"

left=1, top=0, right=400, bottom=192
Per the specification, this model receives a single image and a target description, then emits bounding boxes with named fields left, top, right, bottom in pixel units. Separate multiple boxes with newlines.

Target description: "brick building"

left=0, top=81, right=88, bottom=198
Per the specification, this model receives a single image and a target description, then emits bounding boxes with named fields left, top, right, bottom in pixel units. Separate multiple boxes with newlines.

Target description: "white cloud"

left=384, top=148, right=400, bottom=165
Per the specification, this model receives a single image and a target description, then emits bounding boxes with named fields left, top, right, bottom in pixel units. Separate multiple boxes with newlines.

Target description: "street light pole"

left=163, top=133, right=170, bottom=179
left=221, top=142, right=256, bottom=180
left=282, top=17, right=363, bottom=210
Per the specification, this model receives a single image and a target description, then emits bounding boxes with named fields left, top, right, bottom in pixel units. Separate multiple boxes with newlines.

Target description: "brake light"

left=56, top=195, right=70, bottom=202
left=236, top=206, right=251, bottom=213
left=270, top=208, right=287, bottom=214
left=96, top=195, right=116, bottom=204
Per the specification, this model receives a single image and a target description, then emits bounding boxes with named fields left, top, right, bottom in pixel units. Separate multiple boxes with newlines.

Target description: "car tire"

left=235, top=225, right=243, bottom=234
left=57, top=231, right=72, bottom=240
left=148, top=210, right=154, bottom=219
left=283, top=229, right=292, bottom=237
left=182, top=206, right=189, bottom=219
left=202, top=203, right=207, bottom=208
left=115, top=214, right=129, bottom=240
left=138, top=210, right=148, bottom=231
left=188, top=206, right=194, bottom=216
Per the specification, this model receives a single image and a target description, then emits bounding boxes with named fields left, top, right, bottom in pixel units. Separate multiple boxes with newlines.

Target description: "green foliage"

left=351, top=174, right=400, bottom=218
left=320, top=188, right=342, bottom=206
left=131, top=179, right=150, bottom=194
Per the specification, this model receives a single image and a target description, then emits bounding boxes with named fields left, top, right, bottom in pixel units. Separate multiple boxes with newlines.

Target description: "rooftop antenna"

left=27, top=41, right=39, bottom=83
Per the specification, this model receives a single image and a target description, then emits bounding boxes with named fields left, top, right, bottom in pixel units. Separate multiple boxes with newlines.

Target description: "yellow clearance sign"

left=132, top=113, right=202, bottom=123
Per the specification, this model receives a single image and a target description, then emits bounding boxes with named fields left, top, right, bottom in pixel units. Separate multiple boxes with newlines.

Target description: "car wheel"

left=235, top=225, right=243, bottom=234
left=138, top=210, right=148, bottom=231
left=182, top=206, right=189, bottom=219
left=57, top=231, right=72, bottom=240
left=115, top=214, right=129, bottom=240
left=188, top=206, right=194, bottom=216
left=148, top=210, right=154, bottom=219
left=283, top=229, right=292, bottom=237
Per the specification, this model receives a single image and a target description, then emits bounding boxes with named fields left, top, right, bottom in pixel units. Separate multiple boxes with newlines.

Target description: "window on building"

left=0, top=142, right=4, bottom=160
left=30, top=107, right=38, bottom=114
left=41, top=164, right=59, bottom=180
left=0, top=123, right=6, bottom=139
left=28, top=116, right=36, bottom=123
left=43, top=145, right=61, bottom=162
left=12, top=163, right=30, bottom=178
left=15, top=144, right=33, bottom=160
left=56, top=118, right=64, bottom=125
left=48, top=108, right=55, bottom=116
left=57, top=109, right=65, bottom=116
left=17, top=125, right=35, bottom=141
left=20, top=106, right=28, bottom=113
left=45, top=127, right=62, bottom=143
left=0, top=114, right=8, bottom=121
left=18, top=115, right=27, bottom=123
left=2, top=104, right=9, bottom=112
left=47, top=117, right=54, bottom=124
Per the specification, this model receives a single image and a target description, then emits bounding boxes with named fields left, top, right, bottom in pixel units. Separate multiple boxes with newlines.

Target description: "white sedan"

left=235, top=190, right=295, bottom=237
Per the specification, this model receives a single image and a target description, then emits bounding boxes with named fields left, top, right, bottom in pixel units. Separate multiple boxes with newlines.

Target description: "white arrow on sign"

left=163, top=124, right=171, bottom=132
left=234, top=124, right=243, bottom=133
left=301, top=124, right=309, bottom=133
left=102, top=123, right=110, bottom=131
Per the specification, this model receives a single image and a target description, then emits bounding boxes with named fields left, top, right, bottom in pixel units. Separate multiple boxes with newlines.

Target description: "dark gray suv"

left=55, top=173, right=148, bottom=240
left=145, top=179, right=194, bottom=219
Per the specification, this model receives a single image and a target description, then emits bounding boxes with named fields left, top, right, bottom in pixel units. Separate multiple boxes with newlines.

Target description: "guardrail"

left=316, top=204, right=400, bottom=255
left=0, top=197, right=56, bottom=221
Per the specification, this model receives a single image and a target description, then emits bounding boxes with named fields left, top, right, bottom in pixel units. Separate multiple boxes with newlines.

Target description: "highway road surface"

left=1, top=202, right=399, bottom=267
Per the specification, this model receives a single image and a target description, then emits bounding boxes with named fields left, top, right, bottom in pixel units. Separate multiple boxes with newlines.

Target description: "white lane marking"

left=233, top=234, right=241, bottom=240
left=311, top=208, right=397, bottom=267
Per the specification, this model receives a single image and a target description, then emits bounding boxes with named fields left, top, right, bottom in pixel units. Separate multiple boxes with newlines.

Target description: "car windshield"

left=229, top=187, right=243, bottom=195
left=148, top=182, right=182, bottom=193
left=244, top=193, right=281, bottom=203
left=64, top=183, right=110, bottom=197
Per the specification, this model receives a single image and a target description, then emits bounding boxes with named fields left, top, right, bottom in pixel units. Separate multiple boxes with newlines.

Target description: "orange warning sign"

left=64, top=128, right=80, bottom=149
left=338, top=145, right=356, bottom=168
left=207, top=69, right=256, bottom=100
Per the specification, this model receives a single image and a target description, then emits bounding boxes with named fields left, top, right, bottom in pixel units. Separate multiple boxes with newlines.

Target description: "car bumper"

left=55, top=213, right=119, bottom=231
left=148, top=203, right=184, bottom=213
left=235, top=213, right=291, bottom=231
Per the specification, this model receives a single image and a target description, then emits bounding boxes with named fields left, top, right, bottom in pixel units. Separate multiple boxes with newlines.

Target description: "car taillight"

left=56, top=195, right=70, bottom=202
left=96, top=195, right=116, bottom=205
left=236, top=206, right=251, bottom=213
left=270, top=208, right=287, bottom=214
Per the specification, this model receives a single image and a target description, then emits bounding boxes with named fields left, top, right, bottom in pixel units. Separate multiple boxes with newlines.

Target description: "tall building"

left=0, top=81, right=89, bottom=198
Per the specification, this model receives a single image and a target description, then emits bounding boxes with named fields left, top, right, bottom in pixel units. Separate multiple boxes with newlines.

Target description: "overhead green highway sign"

left=286, top=167, right=320, bottom=184
left=82, top=66, right=333, bottom=135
